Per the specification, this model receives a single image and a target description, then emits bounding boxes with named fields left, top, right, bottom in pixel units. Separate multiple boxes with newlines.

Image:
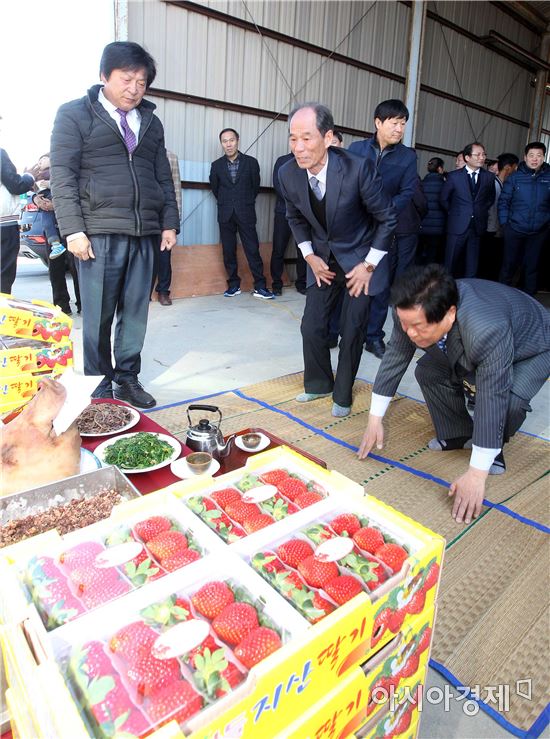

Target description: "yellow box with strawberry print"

left=0, top=295, right=72, bottom=343
left=0, top=337, right=73, bottom=376
left=276, top=651, right=427, bottom=739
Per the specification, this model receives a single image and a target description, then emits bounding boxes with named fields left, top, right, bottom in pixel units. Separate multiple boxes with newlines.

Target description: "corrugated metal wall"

left=127, top=0, right=542, bottom=246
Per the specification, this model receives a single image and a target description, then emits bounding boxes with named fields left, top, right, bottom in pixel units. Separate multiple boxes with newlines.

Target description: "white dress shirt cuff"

left=370, top=393, right=392, bottom=417
left=67, top=232, right=86, bottom=242
left=470, top=445, right=500, bottom=472
left=365, top=248, right=386, bottom=266
left=298, top=241, right=314, bottom=258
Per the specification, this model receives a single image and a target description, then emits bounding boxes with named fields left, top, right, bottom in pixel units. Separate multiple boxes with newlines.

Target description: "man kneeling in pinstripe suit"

left=358, top=264, right=550, bottom=525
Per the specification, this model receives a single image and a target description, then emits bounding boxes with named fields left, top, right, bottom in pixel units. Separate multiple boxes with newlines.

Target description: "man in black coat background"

left=209, top=129, right=273, bottom=300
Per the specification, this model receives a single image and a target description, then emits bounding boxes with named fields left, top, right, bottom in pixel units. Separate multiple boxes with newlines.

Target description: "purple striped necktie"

left=116, top=108, right=137, bottom=153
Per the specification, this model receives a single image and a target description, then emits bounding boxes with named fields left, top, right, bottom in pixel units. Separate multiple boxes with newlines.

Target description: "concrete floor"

left=12, top=258, right=550, bottom=738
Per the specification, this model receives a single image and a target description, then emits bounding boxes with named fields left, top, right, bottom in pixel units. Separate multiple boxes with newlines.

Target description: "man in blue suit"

left=440, top=142, right=495, bottom=278
left=348, top=100, right=418, bottom=359
left=279, top=103, right=397, bottom=417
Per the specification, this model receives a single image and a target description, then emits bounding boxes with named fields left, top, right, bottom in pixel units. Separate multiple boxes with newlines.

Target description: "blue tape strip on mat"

left=482, top=500, right=550, bottom=535
left=429, top=659, right=550, bottom=738
left=143, top=388, right=234, bottom=414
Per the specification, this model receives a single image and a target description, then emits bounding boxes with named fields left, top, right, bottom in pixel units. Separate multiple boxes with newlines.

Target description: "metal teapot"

left=185, top=405, right=234, bottom=461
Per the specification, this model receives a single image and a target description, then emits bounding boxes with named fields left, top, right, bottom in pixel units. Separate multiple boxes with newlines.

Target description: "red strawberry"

left=311, top=592, right=335, bottom=622
left=388, top=608, right=406, bottom=633
left=260, top=492, right=298, bottom=520
left=372, top=608, right=391, bottom=645
left=88, top=673, right=149, bottom=734
left=276, top=569, right=306, bottom=593
left=353, top=527, right=385, bottom=554
left=127, top=652, right=182, bottom=697
left=147, top=531, right=188, bottom=562
left=363, top=563, right=388, bottom=592
left=212, top=602, right=259, bottom=645
left=295, top=490, right=323, bottom=509
left=406, top=589, right=426, bottom=615
left=417, top=626, right=432, bottom=655
left=323, top=575, right=363, bottom=605
left=146, top=680, right=203, bottom=724
left=234, top=627, right=282, bottom=668
left=215, top=661, right=245, bottom=697
left=59, top=542, right=104, bottom=570
left=225, top=500, right=261, bottom=524
left=211, top=488, right=241, bottom=508
left=109, top=621, right=158, bottom=663
left=133, top=516, right=172, bottom=543
left=192, top=581, right=235, bottom=619
left=259, top=469, right=290, bottom=486
left=276, top=539, right=314, bottom=569
left=297, top=555, right=339, bottom=588
left=277, top=477, right=308, bottom=501
left=423, top=562, right=440, bottom=591
left=399, top=651, right=420, bottom=680
left=162, top=548, right=201, bottom=572
left=330, top=514, right=362, bottom=537
left=80, top=575, right=131, bottom=609
left=375, top=543, right=408, bottom=573
left=186, top=635, right=221, bottom=669
left=78, top=640, right=115, bottom=677
left=243, top=513, right=274, bottom=533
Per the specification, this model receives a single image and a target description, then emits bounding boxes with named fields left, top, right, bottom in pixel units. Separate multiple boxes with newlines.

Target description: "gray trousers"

left=77, top=234, right=155, bottom=384
left=414, top=350, right=549, bottom=444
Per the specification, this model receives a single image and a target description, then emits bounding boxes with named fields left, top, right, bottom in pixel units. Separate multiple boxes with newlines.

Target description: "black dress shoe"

left=365, top=339, right=386, bottom=359
left=272, top=287, right=283, bottom=296
left=92, top=383, right=113, bottom=399
left=296, top=286, right=307, bottom=295
left=114, top=380, right=156, bottom=409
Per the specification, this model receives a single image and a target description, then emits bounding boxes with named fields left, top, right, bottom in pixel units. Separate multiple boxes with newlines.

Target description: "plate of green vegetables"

left=94, top=431, right=181, bottom=473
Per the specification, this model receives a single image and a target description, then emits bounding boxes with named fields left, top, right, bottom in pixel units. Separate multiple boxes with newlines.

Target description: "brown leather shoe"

left=158, top=293, right=172, bottom=306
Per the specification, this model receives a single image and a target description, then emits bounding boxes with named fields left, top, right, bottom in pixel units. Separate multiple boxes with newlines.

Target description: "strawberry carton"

left=0, top=294, right=72, bottom=343
left=31, top=554, right=306, bottom=738
left=15, top=491, right=222, bottom=631
left=0, top=335, right=73, bottom=376
left=174, top=445, right=364, bottom=543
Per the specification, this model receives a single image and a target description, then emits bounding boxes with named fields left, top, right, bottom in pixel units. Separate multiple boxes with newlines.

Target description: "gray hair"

left=288, top=103, right=334, bottom=136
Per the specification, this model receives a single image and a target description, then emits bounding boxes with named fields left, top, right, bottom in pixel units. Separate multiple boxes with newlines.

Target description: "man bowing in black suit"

left=358, top=264, right=550, bottom=524
left=440, top=142, right=495, bottom=278
left=278, top=103, right=397, bottom=417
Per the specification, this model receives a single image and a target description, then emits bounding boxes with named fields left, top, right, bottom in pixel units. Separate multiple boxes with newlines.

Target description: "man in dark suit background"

left=209, top=128, right=273, bottom=299
left=358, top=264, right=550, bottom=524
left=278, top=103, right=397, bottom=417
left=271, top=152, right=307, bottom=295
left=440, top=142, right=495, bottom=278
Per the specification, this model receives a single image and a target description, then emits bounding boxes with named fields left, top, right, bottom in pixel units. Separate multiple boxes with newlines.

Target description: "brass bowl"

left=242, top=433, right=262, bottom=449
left=186, top=451, right=213, bottom=474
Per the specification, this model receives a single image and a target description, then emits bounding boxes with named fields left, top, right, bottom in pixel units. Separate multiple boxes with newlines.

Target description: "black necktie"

left=469, top=172, right=477, bottom=195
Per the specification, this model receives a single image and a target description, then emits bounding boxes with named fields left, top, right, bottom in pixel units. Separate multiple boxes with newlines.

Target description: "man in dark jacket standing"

left=499, top=142, right=550, bottom=296
left=419, top=157, right=446, bottom=264
left=209, top=129, right=273, bottom=299
left=50, top=42, right=179, bottom=408
left=348, top=100, right=417, bottom=359
left=440, top=142, right=495, bottom=279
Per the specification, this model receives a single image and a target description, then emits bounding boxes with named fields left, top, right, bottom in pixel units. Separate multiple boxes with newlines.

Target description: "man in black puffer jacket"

left=50, top=42, right=179, bottom=408
left=498, top=142, right=550, bottom=296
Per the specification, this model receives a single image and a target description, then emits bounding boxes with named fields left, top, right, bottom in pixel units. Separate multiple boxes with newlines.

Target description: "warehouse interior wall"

left=120, top=0, right=548, bottom=293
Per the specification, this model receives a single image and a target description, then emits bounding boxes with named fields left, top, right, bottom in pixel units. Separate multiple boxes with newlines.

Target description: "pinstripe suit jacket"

left=373, top=280, right=550, bottom=448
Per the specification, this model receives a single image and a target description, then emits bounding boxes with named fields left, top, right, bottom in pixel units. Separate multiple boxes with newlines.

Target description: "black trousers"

left=49, top=251, right=81, bottom=312
left=219, top=214, right=266, bottom=290
left=500, top=225, right=548, bottom=296
left=444, top=223, right=480, bottom=278
left=154, top=245, right=172, bottom=294
left=477, top=232, right=503, bottom=281
left=77, top=234, right=155, bottom=384
left=270, top=212, right=307, bottom=291
left=0, top=223, right=19, bottom=294
left=301, top=259, right=371, bottom=407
